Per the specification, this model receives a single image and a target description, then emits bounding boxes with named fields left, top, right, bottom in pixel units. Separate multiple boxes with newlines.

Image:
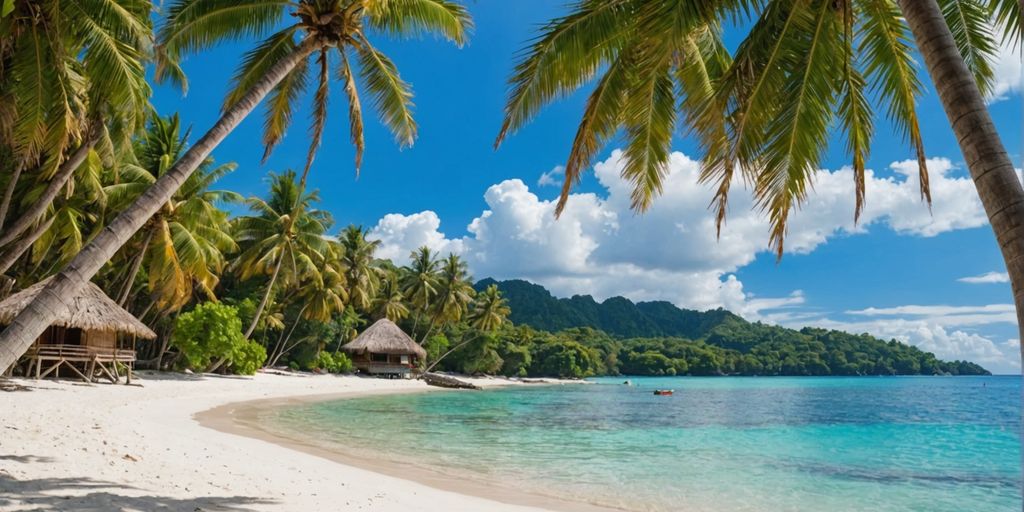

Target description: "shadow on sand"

left=0, top=474, right=276, bottom=511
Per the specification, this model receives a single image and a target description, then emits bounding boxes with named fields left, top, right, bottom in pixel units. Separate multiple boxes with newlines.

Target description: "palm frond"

left=354, top=34, right=417, bottom=147
left=859, top=0, right=930, bottom=204
left=366, top=0, right=473, bottom=46
left=157, top=0, right=289, bottom=86
left=302, top=48, right=331, bottom=186
left=619, top=44, right=676, bottom=213
left=261, top=53, right=310, bottom=161
left=338, top=47, right=365, bottom=172
left=755, top=0, right=839, bottom=258
left=939, top=0, right=998, bottom=94
left=555, top=43, right=634, bottom=216
left=495, top=0, right=633, bottom=147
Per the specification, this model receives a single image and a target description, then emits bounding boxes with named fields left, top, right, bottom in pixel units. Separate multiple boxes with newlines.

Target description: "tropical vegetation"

left=0, top=0, right=1010, bottom=381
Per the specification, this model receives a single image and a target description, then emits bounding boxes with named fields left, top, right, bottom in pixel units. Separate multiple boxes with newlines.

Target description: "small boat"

left=653, top=389, right=674, bottom=396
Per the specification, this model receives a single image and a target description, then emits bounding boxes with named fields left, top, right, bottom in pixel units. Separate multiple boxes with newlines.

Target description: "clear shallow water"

left=264, top=376, right=1020, bottom=512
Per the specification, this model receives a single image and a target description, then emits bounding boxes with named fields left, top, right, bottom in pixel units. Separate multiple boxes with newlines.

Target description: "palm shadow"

left=0, top=474, right=276, bottom=511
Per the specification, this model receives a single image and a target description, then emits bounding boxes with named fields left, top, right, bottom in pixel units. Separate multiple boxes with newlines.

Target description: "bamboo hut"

left=0, top=277, right=157, bottom=384
left=341, top=319, right=426, bottom=378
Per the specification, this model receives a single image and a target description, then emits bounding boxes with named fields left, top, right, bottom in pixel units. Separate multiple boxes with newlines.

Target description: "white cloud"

left=369, top=211, right=465, bottom=262
left=989, top=38, right=1022, bottom=103
left=367, top=150, right=1022, bottom=370
left=537, top=165, right=565, bottom=187
left=371, top=151, right=993, bottom=313
left=958, top=271, right=1010, bottom=284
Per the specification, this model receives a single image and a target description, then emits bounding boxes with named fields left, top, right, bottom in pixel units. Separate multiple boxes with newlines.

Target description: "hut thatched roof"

left=0, top=277, right=157, bottom=339
left=341, top=319, right=426, bottom=358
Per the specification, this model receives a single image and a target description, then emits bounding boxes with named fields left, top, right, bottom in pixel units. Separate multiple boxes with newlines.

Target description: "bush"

left=308, top=351, right=354, bottom=374
left=232, top=341, right=268, bottom=376
left=172, top=302, right=265, bottom=374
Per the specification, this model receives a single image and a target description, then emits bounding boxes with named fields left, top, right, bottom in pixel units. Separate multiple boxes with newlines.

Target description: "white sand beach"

left=0, top=372, right=592, bottom=512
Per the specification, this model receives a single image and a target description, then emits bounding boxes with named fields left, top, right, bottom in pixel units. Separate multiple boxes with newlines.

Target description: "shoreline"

left=197, top=383, right=626, bottom=512
left=0, top=371, right=611, bottom=512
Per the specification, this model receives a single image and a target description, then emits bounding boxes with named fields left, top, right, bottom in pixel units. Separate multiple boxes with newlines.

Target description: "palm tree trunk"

left=423, top=333, right=480, bottom=374
left=0, top=215, right=55, bottom=276
left=0, top=37, right=320, bottom=374
left=268, top=305, right=308, bottom=367
left=118, top=229, right=153, bottom=306
left=898, top=0, right=1024, bottom=471
left=0, top=164, right=24, bottom=231
left=245, top=254, right=285, bottom=339
left=0, top=132, right=98, bottom=250
left=266, top=303, right=305, bottom=368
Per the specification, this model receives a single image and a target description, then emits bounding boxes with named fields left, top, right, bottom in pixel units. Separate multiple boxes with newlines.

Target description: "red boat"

left=653, top=389, right=674, bottom=396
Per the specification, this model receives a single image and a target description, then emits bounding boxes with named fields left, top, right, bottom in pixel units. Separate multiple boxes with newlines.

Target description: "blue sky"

left=152, top=2, right=1023, bottom=373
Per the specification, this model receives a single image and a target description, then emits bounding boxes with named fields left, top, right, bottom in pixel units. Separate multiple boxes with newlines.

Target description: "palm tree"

left=233, top=170, right=331, bottom=338
left=266, top=260, right=347, bottom=367
left=0, top=0, right=472, bottom=372
left=497, top=1, right=1022, bottom=357
left=338, top=225, right=382, bottom=312
left=422, top=253, right=474, bottom=342
left=424, top=284, right=509, bottom=373
left=0, top=0, right=152, bottom=247
left=105, top=114, right=240, bottom=312
left=467, top=284, right=511, bottom=332
left=400, top=246, right=440, bottom=338
left=373, top=271, right=409, bottom=321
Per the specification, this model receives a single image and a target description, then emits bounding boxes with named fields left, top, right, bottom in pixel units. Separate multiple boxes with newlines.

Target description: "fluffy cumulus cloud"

left=958, top=271, right=1010, bottom=284
left=369, top=211, right=465, bottom=262
left=371, top=150, right=990, bottom=312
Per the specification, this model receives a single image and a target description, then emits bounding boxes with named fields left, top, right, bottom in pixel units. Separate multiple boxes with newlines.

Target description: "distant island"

left=460, top=279, right=990, bottom=378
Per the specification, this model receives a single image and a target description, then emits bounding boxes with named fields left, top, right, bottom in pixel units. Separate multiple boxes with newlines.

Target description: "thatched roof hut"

left=0, top=277, right=156, bottom=339
left=1, top=277, right=156, bottom=383
left=341, top=319, right=425, bottom=378
left=342, top=319, right=426, bottom=358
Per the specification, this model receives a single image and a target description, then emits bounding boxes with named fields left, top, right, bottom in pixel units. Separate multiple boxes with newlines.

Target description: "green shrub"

left=232, top=341, right=267, bottom=376
left=171, top=302, right=265, bottom=374
left=288, top=361, right=300, bottom=371
left=308, top=351, right=354, bottom=374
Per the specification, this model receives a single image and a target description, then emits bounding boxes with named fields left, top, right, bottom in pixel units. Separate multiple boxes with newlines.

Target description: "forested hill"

left=473, top=278, right=990, bottom=376
left=474, top=278, right=744, bottom=338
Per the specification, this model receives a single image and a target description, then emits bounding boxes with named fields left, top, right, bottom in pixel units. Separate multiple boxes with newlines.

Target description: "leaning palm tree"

left=233, top=170, right=332, bottom=338
left=497, top=0, right=1022, bottom=360
left=266, top=259, right=348, bottom=367
left=105, top=114, right=240, bottom=312
left=0, top=0, right=472, bottom=372
left=424, top=283, right=509, bottom=373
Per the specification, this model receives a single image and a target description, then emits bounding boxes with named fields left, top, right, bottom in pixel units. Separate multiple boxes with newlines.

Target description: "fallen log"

left=421, top=372, right=481, bottom=390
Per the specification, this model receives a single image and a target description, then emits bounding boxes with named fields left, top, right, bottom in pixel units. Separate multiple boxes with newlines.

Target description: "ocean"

left=262, top=376, right=1020, bottom=511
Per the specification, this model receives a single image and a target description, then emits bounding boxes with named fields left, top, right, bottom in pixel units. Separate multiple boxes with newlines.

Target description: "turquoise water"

left=265, top=376, right=1020, bottom=511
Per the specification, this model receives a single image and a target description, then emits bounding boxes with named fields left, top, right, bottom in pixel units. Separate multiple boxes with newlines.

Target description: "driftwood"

left=421, top=372, right=481, bottom=390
